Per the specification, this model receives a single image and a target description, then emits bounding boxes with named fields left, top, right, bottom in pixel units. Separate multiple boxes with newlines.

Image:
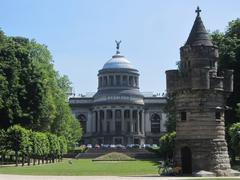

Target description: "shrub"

left=159, top=131, right=176, bottom=160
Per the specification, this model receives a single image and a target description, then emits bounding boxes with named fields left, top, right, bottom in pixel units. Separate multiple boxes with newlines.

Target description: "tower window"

left=181, top=112, right=187, bottom=121
left=215, top=111, right=221, bottom=120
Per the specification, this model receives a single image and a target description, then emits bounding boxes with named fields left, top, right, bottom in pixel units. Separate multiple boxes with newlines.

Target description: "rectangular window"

left=181, top=112, right=187, bottom=121
left=215, top=111, right=221, bottom=120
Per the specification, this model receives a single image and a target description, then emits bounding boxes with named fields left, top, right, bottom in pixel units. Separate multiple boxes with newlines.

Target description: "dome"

left=102, top=54, right=135, bottom=70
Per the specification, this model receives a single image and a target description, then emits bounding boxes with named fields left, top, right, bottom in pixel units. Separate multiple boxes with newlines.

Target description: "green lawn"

left=0, top=159, right=159, bottom=176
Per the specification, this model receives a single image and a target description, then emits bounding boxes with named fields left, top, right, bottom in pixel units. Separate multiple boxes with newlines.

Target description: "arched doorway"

left=181, top=146, right=192, bottom=174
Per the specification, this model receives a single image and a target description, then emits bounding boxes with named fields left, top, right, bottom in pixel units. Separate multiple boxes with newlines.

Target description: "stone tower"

left=166, top=7, right=233, bottom=176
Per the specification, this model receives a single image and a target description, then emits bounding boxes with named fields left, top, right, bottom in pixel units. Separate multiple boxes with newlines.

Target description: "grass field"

left=0, top=159, right=159, bottom=176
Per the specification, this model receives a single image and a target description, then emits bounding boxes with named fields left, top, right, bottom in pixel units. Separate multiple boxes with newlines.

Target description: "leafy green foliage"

left=164, top=94, right=176, bottom=132
left=47, top=133, right=60, bottom=162
left=0, top=129, right=8, bottom=154
left=159, top=131, right=176, bottom=160
left=0, top=30, right=82, bottom=146
left=2, top=125, right=67, bottom=166
left=7, top=125, right=31, bottom=166
left=58, top=136, right=67, bottom=159
left=211, top=19, right=240, bottom=126
left=228, top=123, right=240, bottom=161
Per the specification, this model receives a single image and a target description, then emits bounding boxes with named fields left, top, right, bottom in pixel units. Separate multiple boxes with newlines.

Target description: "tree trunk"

left=1, top=154, right=4, bottom=166
left=33, top=158, right=36, bottom=165
left=38, top=159, right=40, bottom=165
left=15, top=151, right=18, bottom=167
left=22, top=155, right=25, bottom=166
left=27, top=156, right=30, bottom=166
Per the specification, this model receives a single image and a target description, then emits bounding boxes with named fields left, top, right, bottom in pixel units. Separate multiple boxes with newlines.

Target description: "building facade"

left=69, top=44, right=167, bottom=145
left=166, top=7, right=233, bottom=175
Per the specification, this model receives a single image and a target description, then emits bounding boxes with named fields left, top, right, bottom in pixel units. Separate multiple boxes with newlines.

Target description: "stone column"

left=97, top=110, right=100, bottom=133
left=137, top=110, right=140, bottom=134
left=111, top=110, right=115, bottom=132
left=92, top=111, right=96, bottom=133
left=103, top=109, right=107, bottom=133
left=141, top=110, right=144, bottom=134
left=130, top=109, right=133, bottom=133
left=121, top=109, right=125, bottom=133
left=87, top=112, right=92, bottom=134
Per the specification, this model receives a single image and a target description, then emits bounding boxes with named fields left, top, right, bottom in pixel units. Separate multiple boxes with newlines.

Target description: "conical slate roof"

left=185, top=8, right=213, bottom=46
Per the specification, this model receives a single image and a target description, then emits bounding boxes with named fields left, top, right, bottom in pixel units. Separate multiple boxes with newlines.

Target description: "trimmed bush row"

left=0, top=125, right=67, bottom=166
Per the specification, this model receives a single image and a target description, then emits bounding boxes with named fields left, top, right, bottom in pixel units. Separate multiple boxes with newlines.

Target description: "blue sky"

left=0, top=0, right=239, bottom=95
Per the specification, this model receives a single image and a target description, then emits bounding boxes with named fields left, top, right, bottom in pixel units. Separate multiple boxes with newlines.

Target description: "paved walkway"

left=0, top=175, right=240, bottom=180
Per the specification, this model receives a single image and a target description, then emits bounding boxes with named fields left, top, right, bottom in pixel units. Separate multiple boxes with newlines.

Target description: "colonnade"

left=91, top=108, right=144, bottom=135
left=98, top=74, right=139, bottom=88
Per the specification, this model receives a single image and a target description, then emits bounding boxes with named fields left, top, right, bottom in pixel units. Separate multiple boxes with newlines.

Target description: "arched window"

left=77, top=114, right=87, bottom=134
left=151, top=113, right=161, bottom=133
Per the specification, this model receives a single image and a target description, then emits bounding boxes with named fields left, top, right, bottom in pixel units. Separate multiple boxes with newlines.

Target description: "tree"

left=228, top=122, right=240, bottom=162
left=159, top=131, right=176, bottom=160
left=38, top=132, right=50, bottom=164
left=47, top=133, right=60, bottom=163
left=0, top=29, right=82, bottom=146
left=58, top=136, right=67, bottom=161
left=211, top=19, right=240, bottom=126
left=30, top=131, right=42, bottom=165
left=0, top=129, right=8, bottom=165
left=51, top=75, right=82, bottom=148
left=164, top=94, right=176, bottom=132
left=7, top=125, right=31, bottom=166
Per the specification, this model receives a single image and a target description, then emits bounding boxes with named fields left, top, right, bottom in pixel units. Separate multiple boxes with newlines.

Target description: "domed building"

left=69, top=42, right=167, bottom=145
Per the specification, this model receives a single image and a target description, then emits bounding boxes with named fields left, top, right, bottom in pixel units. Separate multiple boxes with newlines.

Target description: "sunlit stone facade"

left=69, top=48, right=167, bottom=145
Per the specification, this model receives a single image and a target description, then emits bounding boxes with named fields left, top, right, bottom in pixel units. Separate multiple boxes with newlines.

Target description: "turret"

left=166, top=7, right=234, bottom=176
